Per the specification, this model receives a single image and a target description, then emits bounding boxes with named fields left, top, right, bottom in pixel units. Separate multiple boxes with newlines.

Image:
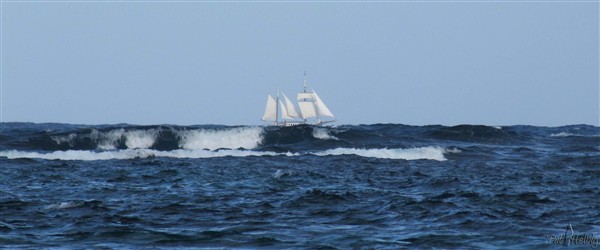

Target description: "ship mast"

left=276, top=85, right=280, bottom=125
left=304, top=72, right=321, bottom=124
left=302, top=72, right=308, bottom=123
left=303, top=71, right=307, bottom=93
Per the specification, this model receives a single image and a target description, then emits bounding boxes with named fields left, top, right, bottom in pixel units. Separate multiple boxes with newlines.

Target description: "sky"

left=1, top=1, right=598, bottom=126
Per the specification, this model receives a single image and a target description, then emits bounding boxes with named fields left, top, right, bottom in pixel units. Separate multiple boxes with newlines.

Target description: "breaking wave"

left=314, top=146, right=456, bottom=161
left=35, top=126, right=264, bottom=151
left=311, top=127, right=339, bottom=140
left=178, top=127, right=263, bottom=150
left=550, top=132, right=600, bottom=137
left=50, top=129, right=159, bottom=150
left=0, top=146, right=454, bottom=161
left=0, top=149, right=292, bottom=161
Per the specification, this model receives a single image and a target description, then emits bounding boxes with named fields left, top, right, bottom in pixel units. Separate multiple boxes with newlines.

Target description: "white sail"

left=298, top=101, right=317, bottom=119
left=282, top=93, right=300, bottom=119
left=297, top=93, right=315, bottom=101
left=262, top=73, right=335, bottom=125
left=313, top=91, right=335, bottom=118
left=262, top=95, right=277, bottom=122
left=280, top=100, right=293, bottom=120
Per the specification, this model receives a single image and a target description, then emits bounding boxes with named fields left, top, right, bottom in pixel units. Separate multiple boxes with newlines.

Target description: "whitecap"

left=0, top=146, right=454, bottom=161
left=550, top=132, right=599, bottom=137
left=312, top=127, right=339, bottom=140
left=97, top=129, right=125, bottom=150
left=550, top=132, right=574, bottom=137
left=177, top=127, right=263, bottom=150
left=124, top=129, right=158, bottom=149
left=273, top=169, right=293, bottom=179
left=312, top=146, right=454, bottom=161
left=0, top=149, right=294, bottom=161
left=50, top=133, right=77, bottom=147
left=45, top=201, right=82, bottom=210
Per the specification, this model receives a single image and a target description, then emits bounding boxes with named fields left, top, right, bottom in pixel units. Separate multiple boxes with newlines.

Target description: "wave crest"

left=314, top=146, right=455, bottom=161
left=50, top=128, right=160, bottom=150
left=0, top=149, right=292, bottom=161
left=550, top=132, right=600, bottom=137
left=0, top=146, right=455, bottom=161
left=45, top=127, right=264, bottom=151
left=312, top=127, right=339, bottom=140
left=124, top=130, right=159, bottom=149
left=177, top=127, right=263, bottom=150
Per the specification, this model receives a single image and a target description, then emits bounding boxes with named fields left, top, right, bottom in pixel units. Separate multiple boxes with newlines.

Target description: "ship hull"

left=268, top=120, right=335, bottom=127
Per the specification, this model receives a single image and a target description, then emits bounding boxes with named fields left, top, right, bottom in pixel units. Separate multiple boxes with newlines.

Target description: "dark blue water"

left=1, top=122, right=599, bottom=249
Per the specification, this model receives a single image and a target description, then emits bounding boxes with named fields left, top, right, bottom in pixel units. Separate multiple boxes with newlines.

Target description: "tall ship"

left=262, top=73, right=335, bottom=126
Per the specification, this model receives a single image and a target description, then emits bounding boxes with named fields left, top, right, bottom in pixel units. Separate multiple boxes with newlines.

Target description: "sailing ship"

left=261, top=73, right=335, bottom=126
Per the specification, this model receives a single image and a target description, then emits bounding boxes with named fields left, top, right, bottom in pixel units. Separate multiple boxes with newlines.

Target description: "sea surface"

left=1, top=122, right=599, bottom=249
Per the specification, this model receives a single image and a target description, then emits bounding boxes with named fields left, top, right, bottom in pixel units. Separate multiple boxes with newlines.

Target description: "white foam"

left=47, top=127, right=264, bottom=151
left=1, top=149, right=146, bottom=161
left=50, top=129, right=160, bottom=150
left=312, top=127, right=339, bottom=140
left=272, top=169, right=294, bottom=179
left=50, top=133, right=77, bottom=146
left=445, top=147, right=462, bottom=154
left=124, top=129, right=158, bottom=149
left=0, top=149, right=294, bottom=161
left=0, top=146, right=456, bottom=161
left=313, top=146, right=454, bottom=161
left=551, top=132, right=573, bottom=137
left=97, top=129, right=123, bottom=150
left=45, top=201, right=82, bottom=210
left=178, top=127, right=263, bottom=150
left=550, top=132, right=599, bottom=137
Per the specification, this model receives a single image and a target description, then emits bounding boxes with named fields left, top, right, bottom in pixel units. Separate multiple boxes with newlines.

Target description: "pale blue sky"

left=1, top=2, right=598, bottom=126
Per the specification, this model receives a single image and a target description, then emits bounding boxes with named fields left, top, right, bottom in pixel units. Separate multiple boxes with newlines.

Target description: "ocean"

left=1, top=122, right=598, bottom=249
